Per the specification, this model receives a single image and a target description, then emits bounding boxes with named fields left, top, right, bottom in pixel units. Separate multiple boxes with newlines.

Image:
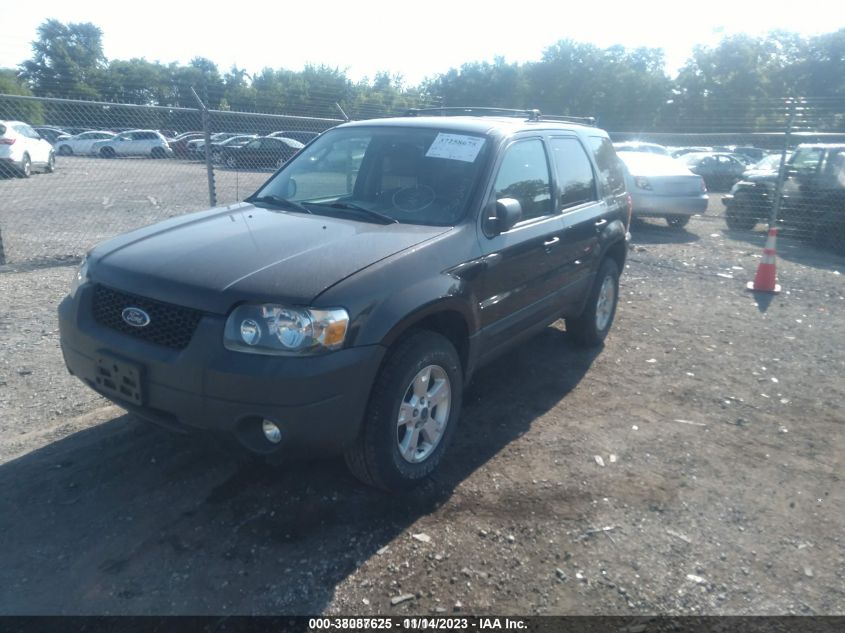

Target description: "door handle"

left=543, top=236, right=560, bottom=252
left=594, top=218, right=608, bottom=228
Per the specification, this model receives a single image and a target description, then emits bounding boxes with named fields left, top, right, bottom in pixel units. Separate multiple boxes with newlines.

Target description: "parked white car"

left=56, top=131, right=116, bottom=156
left=0, top=120, right=56, bottom=177
left=90, top=130, right=173, bottom=158
left=617, top=151, right=708, bottom=228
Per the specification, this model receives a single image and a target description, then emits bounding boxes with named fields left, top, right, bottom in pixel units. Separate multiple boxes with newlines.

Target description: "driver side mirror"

left=486, top=198, right=522, bottom=235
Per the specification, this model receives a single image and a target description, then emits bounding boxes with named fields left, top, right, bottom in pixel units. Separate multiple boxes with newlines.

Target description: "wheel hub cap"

left=397, top=365, right=451, bottom=464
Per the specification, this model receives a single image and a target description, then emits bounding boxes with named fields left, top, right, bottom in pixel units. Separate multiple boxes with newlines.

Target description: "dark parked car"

left=167, top=133, right=205, bottom=158
left=33, top=126, right=69, bottom=145
left=207, top=135, right=258, bottom=162
left=221, top=136, right=304, bottom=170
left=269, top=130, right=321, bottom=145
left=679, top=152, right=747, bottom=191
left=723, top=144, right=845, bottom=249
left=58, top=110, right=630, bottom=491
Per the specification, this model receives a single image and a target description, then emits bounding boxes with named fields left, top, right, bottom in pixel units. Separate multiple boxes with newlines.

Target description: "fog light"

left=262, top=419, right=282, bottom=444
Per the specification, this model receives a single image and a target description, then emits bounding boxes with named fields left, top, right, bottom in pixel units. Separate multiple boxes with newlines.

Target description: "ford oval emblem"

left=121, top=307, right=151, bottom=328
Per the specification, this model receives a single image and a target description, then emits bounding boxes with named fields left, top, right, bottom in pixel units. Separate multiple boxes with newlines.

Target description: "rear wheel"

left=344, top=331, right=462, bottom=492
left=45, top=152, right=55, bottom=173
left=58, top=145, right=73, bottom=156
left=225, top=155, right=238, bottom=169
left=18, top=154, right=31, bottom=178
left=566, top=258, right=620, bottom=347
left=151, top=147, right=166, bottom=159
left=666, top=215, right=690, bottom=228
left=100, top=146, right=115, bottom=159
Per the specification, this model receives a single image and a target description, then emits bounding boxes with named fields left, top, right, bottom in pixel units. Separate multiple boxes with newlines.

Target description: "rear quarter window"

left=588, top=136, right=626, bottom=197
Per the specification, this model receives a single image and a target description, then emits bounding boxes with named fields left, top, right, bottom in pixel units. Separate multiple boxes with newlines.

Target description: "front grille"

left=92, top=285, right=203, bottom=350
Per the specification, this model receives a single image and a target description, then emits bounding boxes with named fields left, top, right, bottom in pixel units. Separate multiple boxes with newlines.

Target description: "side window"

left=492, top=139, right=552, bottom=222
left=549, top=137, right=597, bottom=209
left=826, top=150, right=845, bottom=181
left=588, top=137, right=626, bottom=196
left=791, top=149, right=823, bottom=174
left=246, top=139, right=262, bottom=150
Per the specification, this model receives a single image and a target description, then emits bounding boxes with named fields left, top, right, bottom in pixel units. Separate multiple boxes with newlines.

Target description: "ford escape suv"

left=59, top=108, right=631, bottom=491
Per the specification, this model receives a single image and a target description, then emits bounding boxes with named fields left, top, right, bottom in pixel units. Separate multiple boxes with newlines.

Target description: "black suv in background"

left=724, top=144, right=845, bottom=250
left=59, top=109, right=631, bottom=491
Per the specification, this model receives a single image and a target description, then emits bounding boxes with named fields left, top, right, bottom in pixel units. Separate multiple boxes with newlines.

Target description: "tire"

left=58, top=145, right=73, bottom=156
left=151, top=147, right=166, bottom=159
left=100, top=146, right=115, bottom=159
left=275, top=156, right=286, bottom=169
left=344, top=330, right=463, bottom=492
left=225, top=155, right=238, bottom=169
left=566, top=258, right=620, bottom=348
left=211, top=150, right=222, bottom=163
left=18, top=154, right=31, bottom=178
left=45, top=152, right=55, bottom=173
left=666, top=215, right=690, bottom=228
left=725, top=205, right=758, bottom=231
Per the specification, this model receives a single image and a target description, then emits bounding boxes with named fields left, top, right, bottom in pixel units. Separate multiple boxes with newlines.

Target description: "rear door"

left=476, top=136, right=567, bottom=355
left=548, top=135, right=605, bottom=310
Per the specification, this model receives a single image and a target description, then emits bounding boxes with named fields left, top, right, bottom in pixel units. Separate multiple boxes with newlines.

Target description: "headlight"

left=224, top=304, right=349, bottom=356
left=69, top=255, right=89, bottom=299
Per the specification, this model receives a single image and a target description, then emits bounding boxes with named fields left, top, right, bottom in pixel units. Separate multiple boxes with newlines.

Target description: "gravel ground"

left=0, top=198, right=843, bottom=615
left=0, top=156, right=270, bottom=265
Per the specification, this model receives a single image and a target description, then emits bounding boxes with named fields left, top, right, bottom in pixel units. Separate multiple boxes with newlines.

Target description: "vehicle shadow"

left=0, top=325, right=599, bottom=615
left=629, top=219, right=700, bottom=245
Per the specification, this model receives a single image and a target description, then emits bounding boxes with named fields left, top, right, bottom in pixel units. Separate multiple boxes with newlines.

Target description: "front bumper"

left=58, top=284, right=385, bottom=456
left=631, top=192, right=709, bottom=217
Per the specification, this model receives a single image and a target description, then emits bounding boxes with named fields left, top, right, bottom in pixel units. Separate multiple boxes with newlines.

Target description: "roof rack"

left=405, top=107, right=596, bottom=126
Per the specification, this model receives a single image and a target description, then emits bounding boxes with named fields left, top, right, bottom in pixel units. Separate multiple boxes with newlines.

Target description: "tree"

left=20, top=19, right=106, bottom=99
left=0, top=69, right=44, bottom=123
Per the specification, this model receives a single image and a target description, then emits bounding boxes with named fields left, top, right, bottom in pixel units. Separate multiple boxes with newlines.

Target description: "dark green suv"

left=723, top=144, right=845, bottom=250
left=59, top=109, right=630, bottom=491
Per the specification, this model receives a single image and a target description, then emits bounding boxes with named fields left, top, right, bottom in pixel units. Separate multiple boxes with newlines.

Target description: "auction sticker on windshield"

left=425, top=133, right=485, bottom=162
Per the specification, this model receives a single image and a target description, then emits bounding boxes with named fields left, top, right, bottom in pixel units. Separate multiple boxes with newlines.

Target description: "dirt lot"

left=0, top=189, right=844, bottom=615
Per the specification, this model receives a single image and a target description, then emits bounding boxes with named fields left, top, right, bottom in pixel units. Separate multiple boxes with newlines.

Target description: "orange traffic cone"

left=746, top=227, right=781, bottom=293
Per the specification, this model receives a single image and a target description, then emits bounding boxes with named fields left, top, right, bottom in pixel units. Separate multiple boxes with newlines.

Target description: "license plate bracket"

left=94, top=353, right=144, bottom=406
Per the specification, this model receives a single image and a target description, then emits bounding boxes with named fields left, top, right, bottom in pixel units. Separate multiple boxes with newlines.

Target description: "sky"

left=2, top=0, right=844, bottom=86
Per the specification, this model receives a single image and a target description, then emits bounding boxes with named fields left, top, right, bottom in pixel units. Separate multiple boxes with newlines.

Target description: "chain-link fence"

left=0, top=93, right=343, bottom=265
left=609, top=97, right=845, bottom=253
left=1, top=93, right=844, bottom=266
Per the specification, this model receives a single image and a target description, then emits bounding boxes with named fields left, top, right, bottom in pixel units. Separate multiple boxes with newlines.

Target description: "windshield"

left=253, top=126, right=489, bottom=226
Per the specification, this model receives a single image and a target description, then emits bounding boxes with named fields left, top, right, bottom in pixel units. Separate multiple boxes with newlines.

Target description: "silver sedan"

left=618, top=151, right=709, bottom=228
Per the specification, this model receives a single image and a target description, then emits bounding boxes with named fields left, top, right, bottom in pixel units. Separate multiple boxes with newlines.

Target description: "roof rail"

left=405, top=107, right=596, bottom=126
left=406, top=107, right=536, bottom=118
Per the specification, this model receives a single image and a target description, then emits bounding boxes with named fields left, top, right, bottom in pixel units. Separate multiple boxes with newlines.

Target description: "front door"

left=476, top=137, right=567, bottom=356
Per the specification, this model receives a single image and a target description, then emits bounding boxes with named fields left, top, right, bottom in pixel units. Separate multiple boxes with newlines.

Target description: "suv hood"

left=90, top=202, right=450, bottom=314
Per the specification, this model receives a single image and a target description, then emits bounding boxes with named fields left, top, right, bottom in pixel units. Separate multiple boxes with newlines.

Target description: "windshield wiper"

left=246, top=195, right=312, bottom=214
left=328, top=202, right=398, bottom=224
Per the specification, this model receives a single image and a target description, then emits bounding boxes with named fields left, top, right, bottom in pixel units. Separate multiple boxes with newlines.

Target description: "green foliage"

left=0, top=69, right=44, bottom=123
left=20, top=19, right=106, bottom=99
left=7, top=20, right=845, bottom=133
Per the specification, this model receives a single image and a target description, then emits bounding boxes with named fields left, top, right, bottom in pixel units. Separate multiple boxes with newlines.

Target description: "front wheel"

left=725, top=204, right=759, bottom=230
left=344, top=331, right=463, bottom=492
left=566, top=258, right=620, bottom=347
left=666, top=215, right=690, bottom=228
left=45, top=152, right=56, bottom=173
left=225, top=155, right=238, bottom=169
